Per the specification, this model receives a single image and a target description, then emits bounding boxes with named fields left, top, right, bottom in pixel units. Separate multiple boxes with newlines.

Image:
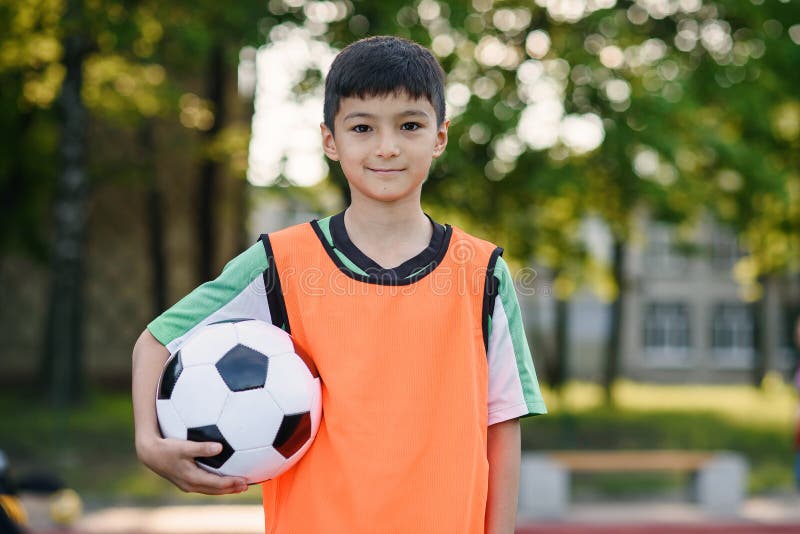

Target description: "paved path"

left=28, top=496, right=800, bottom=534
left=518, top=497, right=800, bottom=533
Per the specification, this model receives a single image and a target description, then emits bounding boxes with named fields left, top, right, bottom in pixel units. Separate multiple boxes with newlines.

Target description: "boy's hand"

left=132, top=329, right=248, bottom=495
left=136, top=436, right=249, bottom=495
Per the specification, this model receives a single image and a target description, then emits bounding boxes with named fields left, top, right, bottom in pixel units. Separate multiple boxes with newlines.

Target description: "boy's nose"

left=375, top=133, right=400, bottom=158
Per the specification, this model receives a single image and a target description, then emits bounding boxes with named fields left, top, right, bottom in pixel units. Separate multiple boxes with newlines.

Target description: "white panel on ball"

left=180, top=323, right=240, bottom=366
left=234, top=320, right=294, bottom=356
left=220, top=447, right=286, bottom=483
left=171, top=365, right=230, bottom=428
left=217, top=389, right=285, bottom=450
left=156, top=399, right=187, bottom=439
left=265, top=353, right=314, bottom=415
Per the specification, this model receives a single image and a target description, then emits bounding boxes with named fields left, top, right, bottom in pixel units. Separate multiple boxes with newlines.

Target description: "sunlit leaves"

left=178, top=93, right=214, bottom=130
left=770, top=100, right=800, bottom=143
left=82, top=55, right=167, bottom=122
left=132, top=6, right=163, bottom=58
left=0, top=0, right=65, bottom=108
left=21, top=62, right=64, bottom=108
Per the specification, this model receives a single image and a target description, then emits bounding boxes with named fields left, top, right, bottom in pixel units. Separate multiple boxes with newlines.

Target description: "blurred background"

left=1, top=0, right=799, bottom=531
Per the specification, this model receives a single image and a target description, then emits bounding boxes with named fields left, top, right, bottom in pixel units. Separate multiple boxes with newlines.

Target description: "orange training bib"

left=261, top=222, right=497, bottom=534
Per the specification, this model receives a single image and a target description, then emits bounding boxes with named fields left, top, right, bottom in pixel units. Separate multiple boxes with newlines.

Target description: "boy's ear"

left=320, top=122, right=340, bottom=161
left=432, top=119, right=450, bottom=159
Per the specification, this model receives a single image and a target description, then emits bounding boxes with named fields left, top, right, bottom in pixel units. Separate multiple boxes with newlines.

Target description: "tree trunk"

left=197, top=43, right=226, bottom=282
left=552, top=295, right=570, bottom=391
left=140, top=121, right=167, bottom=315
left=541, top=267, right=570, bottom=390
left=602, top=238, right=626, bottom=405
left=1, top=105, right=44, bottom=258
left=753, top=273, right=779, bottom=387
left=41, top=0, right=88, bottom=405
left=235, top=97, right=255, bottom=254
left=235, top=169, right=249, bottom=253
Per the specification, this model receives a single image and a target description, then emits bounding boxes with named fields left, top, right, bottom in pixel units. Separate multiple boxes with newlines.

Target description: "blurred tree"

left=672, top=1, right=800, bottom=385
left=147, top=0, right=266, bottom=280
left=43, top=0, right=90, bottom=405
left=0, top=0, right=274, bottom=401
left=0, top=0, right=63, bottom=259
left=38, top=0, right=180, bottom=404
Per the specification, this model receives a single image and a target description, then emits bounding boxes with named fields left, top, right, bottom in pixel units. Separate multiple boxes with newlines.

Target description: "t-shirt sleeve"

left=147, top=242, right=271, bottom=354
left=486, top=256, right=547, bottom=425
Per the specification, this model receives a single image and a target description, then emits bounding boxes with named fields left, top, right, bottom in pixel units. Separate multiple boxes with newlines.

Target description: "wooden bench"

left=549, top=450, right=714, bottom=472
left=518, top=450, right=747, bottom=519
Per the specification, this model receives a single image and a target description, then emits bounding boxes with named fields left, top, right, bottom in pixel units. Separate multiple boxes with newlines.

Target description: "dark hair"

left=323, top=36, right=446, bottom=132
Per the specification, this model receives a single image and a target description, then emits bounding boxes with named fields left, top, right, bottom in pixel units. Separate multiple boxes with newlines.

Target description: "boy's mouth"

left=367, top=167, right=405, bottom=174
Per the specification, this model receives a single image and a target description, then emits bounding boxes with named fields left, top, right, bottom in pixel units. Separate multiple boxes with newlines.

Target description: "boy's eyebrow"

left=342, top=109, right=431, bottom=121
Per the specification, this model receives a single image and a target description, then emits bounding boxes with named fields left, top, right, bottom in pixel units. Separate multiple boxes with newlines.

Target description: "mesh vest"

left=260, top=221, right=501, bottom=534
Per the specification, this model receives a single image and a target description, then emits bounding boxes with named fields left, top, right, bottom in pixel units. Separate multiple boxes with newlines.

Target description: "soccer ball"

left=155, top=319, right=321, bottom=484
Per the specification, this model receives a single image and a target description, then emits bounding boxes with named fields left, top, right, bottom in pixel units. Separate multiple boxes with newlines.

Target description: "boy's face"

left=320, top=92, right=449, bottom=205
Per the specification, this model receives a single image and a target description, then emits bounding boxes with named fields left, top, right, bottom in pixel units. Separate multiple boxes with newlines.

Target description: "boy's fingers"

left=161, top=437, right=221, bottom=458
left=182, top=468, right=248, bottom=494
left=159, top=438, right=248, bottom=494
left=185, top=440, right=223, bottom=457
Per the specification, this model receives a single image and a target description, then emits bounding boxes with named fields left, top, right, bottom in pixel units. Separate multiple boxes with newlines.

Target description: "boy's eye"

left=352, top=124, right=371, bottom=133
left=401, top=122, right=422, bottom=131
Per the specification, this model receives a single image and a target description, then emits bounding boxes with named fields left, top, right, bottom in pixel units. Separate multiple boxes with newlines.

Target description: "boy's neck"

left=343, top=199, right=433, bottom=270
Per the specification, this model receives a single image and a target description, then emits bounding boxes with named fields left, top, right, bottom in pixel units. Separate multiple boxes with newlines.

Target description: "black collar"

left=329, top=210, right=446, bottom=281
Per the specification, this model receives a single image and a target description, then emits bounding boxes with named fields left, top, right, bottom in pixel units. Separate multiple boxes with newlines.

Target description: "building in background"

left=524, top=215, right=800, bottom=384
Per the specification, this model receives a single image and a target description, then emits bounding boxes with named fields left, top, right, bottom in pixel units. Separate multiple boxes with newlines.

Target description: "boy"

left=132, top=36, right=546, bottom=533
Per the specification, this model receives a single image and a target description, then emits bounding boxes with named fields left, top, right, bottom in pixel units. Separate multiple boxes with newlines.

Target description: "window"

left=711, top=302, right=754, bottom=368
left=644, top=224, right=688, bottom=276
left=644, top=302, right=692, bottom=365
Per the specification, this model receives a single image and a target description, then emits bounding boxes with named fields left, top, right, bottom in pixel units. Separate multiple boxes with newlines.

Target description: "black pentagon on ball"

left=188, top=425, right=235, bottom=469
left=158, top=351, right=183, bottom=400
left=273, top=412, right=311, bottom=458
left=215, top=344, right=270, bottom=391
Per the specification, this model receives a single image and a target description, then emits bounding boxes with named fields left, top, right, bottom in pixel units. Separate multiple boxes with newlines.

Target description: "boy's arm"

left=132, top=329, right=248, bottom=494
left=484, top=417, right=521, bottom=534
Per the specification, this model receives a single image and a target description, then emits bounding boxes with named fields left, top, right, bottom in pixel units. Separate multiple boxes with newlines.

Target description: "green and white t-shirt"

left=148, top=212, right=547, bottom=424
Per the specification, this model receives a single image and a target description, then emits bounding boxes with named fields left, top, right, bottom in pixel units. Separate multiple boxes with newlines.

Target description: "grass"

left=542, top=375, right=797, bottom=430
left=0, top=378, right=797, bottom=502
